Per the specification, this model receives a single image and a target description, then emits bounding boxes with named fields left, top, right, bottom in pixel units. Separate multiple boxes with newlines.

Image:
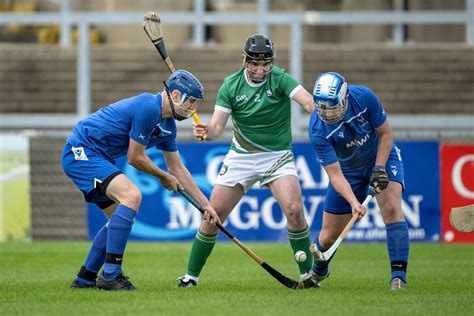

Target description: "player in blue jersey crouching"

left=307, top=72, right=409, bottom=290
left=62, top=70, right=220, bottom=291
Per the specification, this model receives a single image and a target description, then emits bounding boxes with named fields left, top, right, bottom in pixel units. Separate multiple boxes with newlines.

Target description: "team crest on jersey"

left=356, top=116, right=369, bottom=126
left=390, top=165, right=398, bottom=176
left=218, top=164, right=228, bottom=176
left=266, top=89, right=273, bottom=97
left=338, top=131, right=344, bottom=138
left=72, top=146, right=88, bottom=161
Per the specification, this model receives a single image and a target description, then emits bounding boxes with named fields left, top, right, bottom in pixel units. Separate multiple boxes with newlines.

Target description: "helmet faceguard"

left=242, top=34, right=275, bottom=83
left=164, top=69, right=204, bottom=121
left=313, top=72, right=348, bottom=123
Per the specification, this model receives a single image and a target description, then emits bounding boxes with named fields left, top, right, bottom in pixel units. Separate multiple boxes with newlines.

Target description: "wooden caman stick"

left=450, top=204, right=474, bottom=232
left=143, top=11, right=207, bottom=140
left=311, top=188, right=376, bottom=261
left=178, top=189, right=317, bottom=290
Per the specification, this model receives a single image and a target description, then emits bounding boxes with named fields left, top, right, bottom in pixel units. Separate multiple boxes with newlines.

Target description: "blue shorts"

left=61, top=143, right=122, bottom=209
left=324, top=148, right=405, bottom=214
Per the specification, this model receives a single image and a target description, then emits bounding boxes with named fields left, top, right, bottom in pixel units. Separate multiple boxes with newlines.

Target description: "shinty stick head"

left=450, top=204, right=474, bottom=232
left=310, top=243, right=323, bottom=260
left=143, top=11, right=163, bottom=42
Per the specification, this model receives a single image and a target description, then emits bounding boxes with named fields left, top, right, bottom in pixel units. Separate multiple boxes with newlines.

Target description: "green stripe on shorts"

left=262, top=151, right=294, bottom=179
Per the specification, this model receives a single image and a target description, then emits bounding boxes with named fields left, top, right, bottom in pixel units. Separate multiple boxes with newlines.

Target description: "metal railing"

left=0, top=0, right=473, bottom=138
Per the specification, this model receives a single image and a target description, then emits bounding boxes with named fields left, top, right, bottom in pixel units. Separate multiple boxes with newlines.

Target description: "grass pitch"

left=0, top=242, right=473, bottom=315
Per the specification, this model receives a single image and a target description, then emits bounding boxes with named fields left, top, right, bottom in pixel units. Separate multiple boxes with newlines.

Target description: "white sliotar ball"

left=294, top=250, right=307, bottom=262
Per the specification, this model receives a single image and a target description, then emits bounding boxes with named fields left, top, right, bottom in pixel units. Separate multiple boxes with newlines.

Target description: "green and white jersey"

left=215, top=66, right=302, bottom=153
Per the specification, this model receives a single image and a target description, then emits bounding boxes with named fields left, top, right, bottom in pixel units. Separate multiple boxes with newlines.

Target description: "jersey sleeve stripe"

left=215, top=105, right=232, bottom=113
left=289, top=85, right=303, bottom=99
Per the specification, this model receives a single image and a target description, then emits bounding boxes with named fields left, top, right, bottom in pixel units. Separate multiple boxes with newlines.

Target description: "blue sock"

left=311, top=236, right=336, bottom=276
left=386, top=221, right=409, bottom=283
left=75, top=225, right=108, bottom=285
left=103, top=205, right=136, bottom=279
left=84, top=224, right=108, bottom=273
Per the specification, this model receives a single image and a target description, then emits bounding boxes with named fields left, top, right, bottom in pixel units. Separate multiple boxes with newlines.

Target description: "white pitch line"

left=0, top=165, right=29, bottom=182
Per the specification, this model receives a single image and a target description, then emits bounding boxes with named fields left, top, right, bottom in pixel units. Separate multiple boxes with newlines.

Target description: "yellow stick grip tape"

left=192, top=113, right=207, bottom=141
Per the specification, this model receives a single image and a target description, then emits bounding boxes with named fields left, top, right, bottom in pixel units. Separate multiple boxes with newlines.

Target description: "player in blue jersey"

left=62, top=69, right=220, bottom=291
left=307, top=72, right=409, bottom=290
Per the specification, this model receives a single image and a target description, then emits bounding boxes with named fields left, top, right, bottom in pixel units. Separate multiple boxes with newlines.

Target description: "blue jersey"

left=67, top=93, right=177, bottom=160
left=309, top=85, right=392, bottom=172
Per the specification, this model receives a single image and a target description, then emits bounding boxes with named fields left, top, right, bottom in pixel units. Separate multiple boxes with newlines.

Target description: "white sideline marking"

left=0, top=165, right=29, bottom=182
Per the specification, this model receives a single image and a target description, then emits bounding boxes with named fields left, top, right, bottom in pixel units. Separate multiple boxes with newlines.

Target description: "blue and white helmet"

left=165, top=69, right=204, bottom=121
left=312, top=72, right=348, bottom=123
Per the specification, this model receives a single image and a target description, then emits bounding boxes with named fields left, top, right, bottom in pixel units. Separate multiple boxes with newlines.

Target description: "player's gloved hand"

left=192, top=122, right=208, bottom=141
left=350, top=201, right=366, bottom=218
left=370, top=165, right=389, bottom=194
left=160, top=174, right=183, bottom=192
left=201, top=205, right=221, bottom=226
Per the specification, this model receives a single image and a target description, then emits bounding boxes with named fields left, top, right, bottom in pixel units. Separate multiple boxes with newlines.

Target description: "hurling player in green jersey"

left=177, top=34, right=319, bottom=288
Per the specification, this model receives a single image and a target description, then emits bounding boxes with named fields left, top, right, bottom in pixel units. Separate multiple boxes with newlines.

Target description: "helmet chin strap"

left=163, top=81, right=188, bottom=121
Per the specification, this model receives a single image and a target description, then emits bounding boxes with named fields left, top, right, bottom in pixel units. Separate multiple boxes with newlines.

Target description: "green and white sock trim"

left=288, top=226, right=310, bottom=240
left=196, top=230, right=218, bottom=244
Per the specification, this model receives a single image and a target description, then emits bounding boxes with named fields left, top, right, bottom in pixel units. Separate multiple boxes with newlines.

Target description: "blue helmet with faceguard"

left=312, top=72, right=348, bottom=123
left=165, top=69, right=204, bottom=120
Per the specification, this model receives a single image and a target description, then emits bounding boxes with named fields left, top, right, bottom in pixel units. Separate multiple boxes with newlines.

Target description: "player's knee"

left=121, top=185, right=142, bottom=210
left=381, top=201, right=403, bottom=224
left=319, top=232, right=337, bottom=249
left=284, top=202, right=304, bottom=223
left=386, top=202, right=399, bottom=214
left=130, top=188, right=142, bottom=208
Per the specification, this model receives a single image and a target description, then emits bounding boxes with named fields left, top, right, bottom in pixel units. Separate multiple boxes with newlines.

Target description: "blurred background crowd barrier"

left=0, top=0, right=472, bottom=243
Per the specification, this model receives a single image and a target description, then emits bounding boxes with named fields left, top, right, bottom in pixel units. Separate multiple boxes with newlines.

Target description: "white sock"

left=299, top=272, right=310, bottom=281
left=184, top=274, right=199, bottom=283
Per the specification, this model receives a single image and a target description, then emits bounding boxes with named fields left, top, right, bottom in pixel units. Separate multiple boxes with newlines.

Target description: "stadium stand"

left=30, top=136, right=86, bottom=239
left=1, top=45, right=472, bottom=115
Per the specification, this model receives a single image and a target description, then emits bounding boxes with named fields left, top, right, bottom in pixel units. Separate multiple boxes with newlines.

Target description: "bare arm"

left=163, top=151, right=208, bottom=206
left=324, top=161, right=366, bottom=216
left=163, top=150, right=219, bottom=224
left=374, top=120, right=393, bottom=167
left=292, top=87, right=315, bottom=113
left=127, top=138, right=181, bottom=191
left=193, top=108, right=231, bottom=141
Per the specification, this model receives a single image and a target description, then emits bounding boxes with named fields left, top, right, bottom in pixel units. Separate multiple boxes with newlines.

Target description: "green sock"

left=288, top=226, right=313, bottom=274
left=187, top=230, right=218, bottom=277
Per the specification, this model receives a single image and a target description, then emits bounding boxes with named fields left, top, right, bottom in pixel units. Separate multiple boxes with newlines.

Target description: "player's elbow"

left=208, top=125, right=224, bottom=140
left=127, top=154, right=142, bottom=168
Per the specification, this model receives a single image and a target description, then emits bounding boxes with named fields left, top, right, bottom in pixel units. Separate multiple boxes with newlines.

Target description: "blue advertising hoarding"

left=87, top=141, right=440, bottom=242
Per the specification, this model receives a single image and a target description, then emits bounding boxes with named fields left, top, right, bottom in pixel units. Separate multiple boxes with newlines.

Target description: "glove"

left=370, top=165, right=389, bottom=191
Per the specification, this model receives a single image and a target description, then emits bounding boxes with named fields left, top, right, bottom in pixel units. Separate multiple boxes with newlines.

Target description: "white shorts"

left=215, top=149, right=298, bottom=193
